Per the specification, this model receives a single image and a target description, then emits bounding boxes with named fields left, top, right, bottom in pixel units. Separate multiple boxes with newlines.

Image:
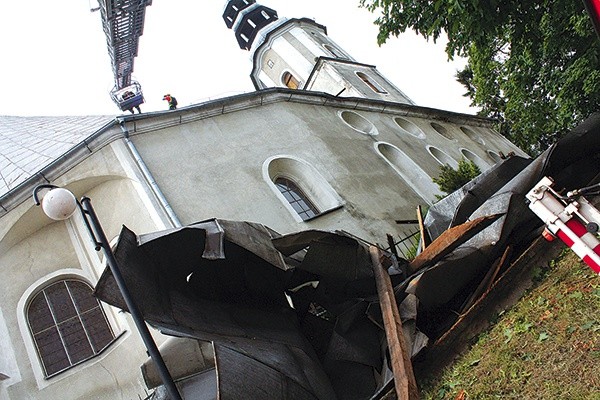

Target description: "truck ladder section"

left=98, top=0, right=153, bottom=90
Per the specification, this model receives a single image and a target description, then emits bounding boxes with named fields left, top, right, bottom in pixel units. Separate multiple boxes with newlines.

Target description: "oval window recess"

left=428, top=145, right=458, bottom=168
left=377, top=143, right=440, bottom=203
left=393, top=117, right=426, bottom=139
left=339, top=110, right=378, bottom=135
left=487, top=150, right=504, bottom=163
left=460, top=148, right=490, bottom=171
left=430, top=122, right=454, bottom=141
left=460, top=126, right=485, bottom=145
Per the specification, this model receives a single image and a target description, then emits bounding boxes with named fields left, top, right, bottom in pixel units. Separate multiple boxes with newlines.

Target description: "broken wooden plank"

left=370, top=246, right=419, bottom=400
left=460, top=245, right=512, bottom=313
left=407, top=214, right=502, bottom=275
left=416, top=205, right=429, bottom=251
left=413, top=236, right=562, bottom=379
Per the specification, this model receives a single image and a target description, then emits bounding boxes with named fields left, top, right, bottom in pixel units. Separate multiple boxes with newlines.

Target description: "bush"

left=433, top=159, right=481, bottom=195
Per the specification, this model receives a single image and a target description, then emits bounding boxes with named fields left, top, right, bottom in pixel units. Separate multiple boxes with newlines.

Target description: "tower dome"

left=222, top=0, right=278, bottom=50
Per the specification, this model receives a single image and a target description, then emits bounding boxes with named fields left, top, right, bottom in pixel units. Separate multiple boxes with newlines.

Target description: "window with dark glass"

left=356, top=72, right=388, bottom=94
left=282, top=71, right=300, bottom=89
left=324, top=44, right=341, bottom=58
left=27, top=280, right=115, bottom=377
left=275, top=177, right=319, bottom=220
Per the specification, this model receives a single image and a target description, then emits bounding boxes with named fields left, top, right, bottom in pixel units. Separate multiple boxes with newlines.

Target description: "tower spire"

left=223, top=1, right=414, bottom=105
left=222, top=0, right=278, bottom=50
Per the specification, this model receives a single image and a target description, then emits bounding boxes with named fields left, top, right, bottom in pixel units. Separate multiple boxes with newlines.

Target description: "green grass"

left=420, top=250, right=600, bottom=399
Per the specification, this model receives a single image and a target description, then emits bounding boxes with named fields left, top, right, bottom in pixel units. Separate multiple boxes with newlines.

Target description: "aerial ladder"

left=96, top=0, right=152, bottom=112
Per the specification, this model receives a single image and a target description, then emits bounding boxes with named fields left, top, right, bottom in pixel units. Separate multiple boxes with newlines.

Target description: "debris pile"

left=95, top=114, right=600, bottom=399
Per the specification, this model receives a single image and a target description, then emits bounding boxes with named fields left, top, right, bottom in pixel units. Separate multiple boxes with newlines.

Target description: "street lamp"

left=33, top=184, right=183, bottom=400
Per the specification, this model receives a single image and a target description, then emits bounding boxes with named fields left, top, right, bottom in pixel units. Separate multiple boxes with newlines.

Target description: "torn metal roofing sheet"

left=272, top=230, right=374, bottom=281
left=94, top=114, right=600, bottom=400
left=412, top=113, right=600, bottom=332
left=95, top=219, right=401, bottom=399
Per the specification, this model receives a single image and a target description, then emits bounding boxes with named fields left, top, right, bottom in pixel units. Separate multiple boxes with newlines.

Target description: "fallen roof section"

left=92, top=113, right=600, bottom=399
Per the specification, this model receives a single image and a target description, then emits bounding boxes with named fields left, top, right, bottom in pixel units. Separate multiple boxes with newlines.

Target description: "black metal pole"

left=80, top=197, right=183, bottom=400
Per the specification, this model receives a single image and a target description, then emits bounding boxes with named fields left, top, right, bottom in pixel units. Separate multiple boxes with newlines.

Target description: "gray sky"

left=0, top=1, right=476, bottom=116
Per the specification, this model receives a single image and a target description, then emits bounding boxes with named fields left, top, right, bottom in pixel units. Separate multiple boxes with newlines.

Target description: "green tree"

left=360, top=0, right=600, bottom=155
left=433, top=159, right=481, bottom=195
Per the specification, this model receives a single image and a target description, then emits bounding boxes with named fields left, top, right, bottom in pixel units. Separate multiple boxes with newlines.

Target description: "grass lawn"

left=420, top=250, right=600, bottom=399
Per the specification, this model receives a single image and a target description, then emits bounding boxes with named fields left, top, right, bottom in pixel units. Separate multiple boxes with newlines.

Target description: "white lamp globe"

left=41, top=188, right=78, bottom=220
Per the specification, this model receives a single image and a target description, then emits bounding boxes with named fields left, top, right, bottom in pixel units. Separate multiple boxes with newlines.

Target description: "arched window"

left=377, top=142, right=441, bottom=204
left=338, top=110, right=378, bottom=135
left=27, top=279, right=115, bottom=377
left=282, top=71, right=300, bottom=89
left=265, top=156, right=344, bottom=222
left=275, top=177, right=319, bottom=221
left=356, top=72, right=388, bottom=94
left=427, top=145, right=458, bottom=169
left=324, top=44, right=344, bottom=58
left=460, top=148, right=491, bottom=171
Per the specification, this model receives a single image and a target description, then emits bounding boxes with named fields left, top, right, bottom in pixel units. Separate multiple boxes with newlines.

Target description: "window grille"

left=27, top=280, right=115, bottom=377
left=275, top=177, right=319, bottom=221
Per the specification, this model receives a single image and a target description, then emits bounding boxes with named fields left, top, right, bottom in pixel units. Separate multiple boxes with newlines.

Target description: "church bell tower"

left=222, top=0, right=414, bottom=104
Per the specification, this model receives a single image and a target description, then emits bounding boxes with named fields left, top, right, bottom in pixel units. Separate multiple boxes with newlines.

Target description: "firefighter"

left=163, top=94, right=178, bottom=110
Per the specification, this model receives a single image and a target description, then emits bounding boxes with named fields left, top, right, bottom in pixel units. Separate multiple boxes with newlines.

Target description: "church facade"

left=0, top=2, right=525, bottom=399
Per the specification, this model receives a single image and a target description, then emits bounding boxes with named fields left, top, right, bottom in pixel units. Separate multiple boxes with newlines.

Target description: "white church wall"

left=127, top=101, right=428, bottom=240
left=0, top=146, right=171, bottom=400
left=123, top=97, right=519, bottom=243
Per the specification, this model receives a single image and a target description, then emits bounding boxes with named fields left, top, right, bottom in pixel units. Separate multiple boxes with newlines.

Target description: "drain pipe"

left=118, top=120, right=182, bottom=228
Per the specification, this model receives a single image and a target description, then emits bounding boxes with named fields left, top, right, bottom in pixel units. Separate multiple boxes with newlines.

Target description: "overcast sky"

left=0, top=0, right=476, bottom=116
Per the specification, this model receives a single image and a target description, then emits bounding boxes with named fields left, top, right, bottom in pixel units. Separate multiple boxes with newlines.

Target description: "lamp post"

left=33, top=184, right=183, bottom=400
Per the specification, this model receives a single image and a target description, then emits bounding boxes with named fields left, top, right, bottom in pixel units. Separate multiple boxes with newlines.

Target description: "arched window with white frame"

left=27, top=279, right=116, bottom=377
left=264, top=156, right=344, bottom=222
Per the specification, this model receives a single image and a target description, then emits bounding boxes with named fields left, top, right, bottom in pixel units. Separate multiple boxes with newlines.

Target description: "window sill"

left=303, top=204, right=344, bottom=222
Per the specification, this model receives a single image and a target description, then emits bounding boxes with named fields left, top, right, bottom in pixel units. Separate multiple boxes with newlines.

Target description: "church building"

left=0, top=1, right=525, bottom=399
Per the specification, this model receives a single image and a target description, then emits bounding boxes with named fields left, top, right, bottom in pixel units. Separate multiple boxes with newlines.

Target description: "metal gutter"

left=0, top=88, right=496, bottom=218
left=117, top=120, right=182, bottom=228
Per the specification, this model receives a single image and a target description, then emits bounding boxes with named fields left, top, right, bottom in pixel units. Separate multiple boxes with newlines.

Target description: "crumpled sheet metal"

left=273, top=231, right=422, bottom=399
left=415, top=113, right=600, bottom=310
left=272, top=230, right=374, bottom=281
left=94, top=218, right=292, bottom=322
left=95, top=219, right=410, bottom=399
left=137, top=218, right=289, bottom=268
left=95, top=218, right=338, bottom=399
